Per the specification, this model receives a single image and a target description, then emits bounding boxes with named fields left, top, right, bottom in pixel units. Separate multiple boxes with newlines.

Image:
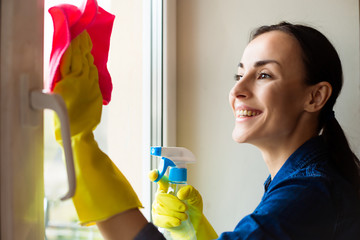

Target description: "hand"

left=53, top=30, right=142, bottom=226
left=149, top=170, right=218, bottom=239
left=53, top=29, right=102, bottom=138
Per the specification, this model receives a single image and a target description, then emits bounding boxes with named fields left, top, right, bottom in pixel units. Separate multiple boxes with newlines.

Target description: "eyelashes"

left=234, top=74, right=243, bottom=81
left=234, top=72, right=272, bottom=81
left=258, top=73, right=271, bottom=79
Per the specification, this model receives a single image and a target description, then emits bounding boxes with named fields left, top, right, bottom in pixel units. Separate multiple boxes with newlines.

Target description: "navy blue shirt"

left=137, top=136, right=360, bottom=239
left=219, top=136, right=360, bottom=239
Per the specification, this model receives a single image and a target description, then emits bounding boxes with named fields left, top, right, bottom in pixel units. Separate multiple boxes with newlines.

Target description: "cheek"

left=259, top=83, right=306, bottom=127
left=257, top=85, right=280, bottom=109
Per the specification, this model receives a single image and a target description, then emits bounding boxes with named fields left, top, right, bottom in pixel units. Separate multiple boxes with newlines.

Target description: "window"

left=43, top=0, right=166, bottom=238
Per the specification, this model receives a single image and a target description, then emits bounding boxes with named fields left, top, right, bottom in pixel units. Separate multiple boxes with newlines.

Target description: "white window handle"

left=20, top=77, right=76, bottom=201
left=30, top=90, right=76, bottom=201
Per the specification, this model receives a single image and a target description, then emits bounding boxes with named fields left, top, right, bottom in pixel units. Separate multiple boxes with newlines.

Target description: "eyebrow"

left=238, top=60, right=281, bottom=68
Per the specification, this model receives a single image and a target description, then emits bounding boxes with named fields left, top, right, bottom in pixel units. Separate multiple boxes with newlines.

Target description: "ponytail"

left=322, top=115, right=360, bottom=198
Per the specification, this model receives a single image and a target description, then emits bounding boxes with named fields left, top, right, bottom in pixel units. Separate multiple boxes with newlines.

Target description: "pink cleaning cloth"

left=48, top=0, right=115, bottom=105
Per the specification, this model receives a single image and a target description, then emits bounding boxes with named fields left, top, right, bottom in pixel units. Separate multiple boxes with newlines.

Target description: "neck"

left=257, top=115, right=318, bottom=179
left=260, top=140, right=303, bottom=179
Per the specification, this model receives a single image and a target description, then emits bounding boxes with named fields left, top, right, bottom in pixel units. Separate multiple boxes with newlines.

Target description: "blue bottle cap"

left=169, top=168, right=187, bottom=183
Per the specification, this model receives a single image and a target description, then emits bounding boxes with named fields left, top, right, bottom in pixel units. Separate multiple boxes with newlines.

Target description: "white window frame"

left=142, top=0, right=177, bottom=220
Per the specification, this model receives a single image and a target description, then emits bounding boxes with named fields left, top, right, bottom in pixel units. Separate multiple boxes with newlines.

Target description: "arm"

left=96, top=209, right=148, bottom=240
left=97, top=209, right=169, bottom=240
left=53, top=30, right=154, bottom=239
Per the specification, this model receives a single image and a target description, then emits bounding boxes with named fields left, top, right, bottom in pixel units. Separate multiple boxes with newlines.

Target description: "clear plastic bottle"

left=163, top=181, right=196, bottom=240
left=150, top=147, right=197, bottom=240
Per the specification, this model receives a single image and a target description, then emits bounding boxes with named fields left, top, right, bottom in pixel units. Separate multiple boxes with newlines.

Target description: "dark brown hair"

left=251, top=22, right=360, bottom=197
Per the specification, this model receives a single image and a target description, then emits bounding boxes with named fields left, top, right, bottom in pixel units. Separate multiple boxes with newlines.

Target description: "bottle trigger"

left=155, top=157, right=176, bottom=182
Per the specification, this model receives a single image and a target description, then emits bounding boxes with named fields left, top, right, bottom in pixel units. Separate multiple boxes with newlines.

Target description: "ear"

left=304, top=81, right=332, bottom=113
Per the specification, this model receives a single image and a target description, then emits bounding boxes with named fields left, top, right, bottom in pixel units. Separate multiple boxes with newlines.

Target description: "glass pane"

left=44, top=109, right=104, bottom=240
left=43, top=0, right=147, bottom=239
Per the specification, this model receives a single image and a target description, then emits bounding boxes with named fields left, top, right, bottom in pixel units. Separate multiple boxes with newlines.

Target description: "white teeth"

left=235, top=109, right=260, bottom=117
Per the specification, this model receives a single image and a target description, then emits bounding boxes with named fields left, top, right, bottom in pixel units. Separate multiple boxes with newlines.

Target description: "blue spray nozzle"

left=154, top=157, right=175, bottom=182
left=150, top=146, right=196, bottom=183
left=151, top=147, right=162, bottom=157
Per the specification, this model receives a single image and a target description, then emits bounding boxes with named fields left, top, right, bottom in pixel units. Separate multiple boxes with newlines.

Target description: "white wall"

left=176, top=0, right=360, bottom=234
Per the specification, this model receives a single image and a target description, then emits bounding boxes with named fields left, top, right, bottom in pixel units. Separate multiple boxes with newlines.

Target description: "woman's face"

left=229, top=30, right=311, bottom=147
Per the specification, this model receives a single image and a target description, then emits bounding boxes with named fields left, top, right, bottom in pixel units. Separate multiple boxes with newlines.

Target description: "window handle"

left=30, top=90, right=76, bottom=201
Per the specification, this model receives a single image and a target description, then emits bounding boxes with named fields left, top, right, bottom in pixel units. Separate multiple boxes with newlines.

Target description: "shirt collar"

left=264, top=136, right=328, bottom=192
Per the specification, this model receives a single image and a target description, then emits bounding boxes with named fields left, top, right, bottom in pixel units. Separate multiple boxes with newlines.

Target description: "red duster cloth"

left=48, top=0, right=115, bottom=105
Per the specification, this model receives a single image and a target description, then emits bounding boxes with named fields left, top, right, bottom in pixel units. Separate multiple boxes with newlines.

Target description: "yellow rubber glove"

left=149, top=170, right=218, bottom=239
left=53, top=30, right=142, bottom=226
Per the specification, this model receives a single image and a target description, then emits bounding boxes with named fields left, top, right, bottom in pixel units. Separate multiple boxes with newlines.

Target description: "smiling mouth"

left=235, top=109, right=261, bottom=118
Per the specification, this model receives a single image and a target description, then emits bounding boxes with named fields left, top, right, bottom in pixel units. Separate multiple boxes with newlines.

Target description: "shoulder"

left=221, top=175, right=335, bottom=239
left=224, top=175, right=336, bottom=240
left=262, top=173, right=335, bottom=216
left=266, top=156, right=334, bottom=203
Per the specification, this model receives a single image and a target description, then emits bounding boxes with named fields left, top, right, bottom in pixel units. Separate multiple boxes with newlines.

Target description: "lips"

left=234, top=104, right=262, bottom=120
left=236, top=109, right=261, bottom=117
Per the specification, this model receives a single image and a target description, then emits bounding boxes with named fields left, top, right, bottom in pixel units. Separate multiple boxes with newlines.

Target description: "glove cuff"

left=196, top=215, right=218, bottom=240
left=70, top=132, right=143, bottom=226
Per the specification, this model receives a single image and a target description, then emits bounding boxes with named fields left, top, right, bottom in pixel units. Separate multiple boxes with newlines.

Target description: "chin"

left=232, top=129, right=248, bottom=143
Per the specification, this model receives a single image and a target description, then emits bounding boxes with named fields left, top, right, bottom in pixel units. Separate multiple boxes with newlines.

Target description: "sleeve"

left=217, top=177, right=336, bottom=240
left=134, top=223, right=166, bottom=240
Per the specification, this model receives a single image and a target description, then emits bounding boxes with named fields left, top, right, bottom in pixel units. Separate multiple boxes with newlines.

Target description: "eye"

left=258, top=72, right=271, bottom=79
left=234, top=74, right=243, bottom=81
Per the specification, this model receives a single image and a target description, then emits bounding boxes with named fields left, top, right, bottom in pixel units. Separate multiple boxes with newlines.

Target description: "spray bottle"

left=151, top=147, right=197, bottom=240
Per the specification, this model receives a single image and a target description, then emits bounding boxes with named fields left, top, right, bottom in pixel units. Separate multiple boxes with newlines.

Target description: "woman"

left=147, top=22, right=360, bottom=239
left=54, top=22, right=360, bottom=239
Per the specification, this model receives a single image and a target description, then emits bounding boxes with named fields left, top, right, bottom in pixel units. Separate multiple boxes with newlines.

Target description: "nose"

left=229, top=77, right=251, bottom=100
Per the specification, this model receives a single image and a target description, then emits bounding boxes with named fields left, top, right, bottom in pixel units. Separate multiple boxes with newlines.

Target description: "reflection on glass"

left=43, top=0, right=145, bottom=239
left=43, top=1, right=109, bottom=239
left=44, top=110, right=103, bottom=240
